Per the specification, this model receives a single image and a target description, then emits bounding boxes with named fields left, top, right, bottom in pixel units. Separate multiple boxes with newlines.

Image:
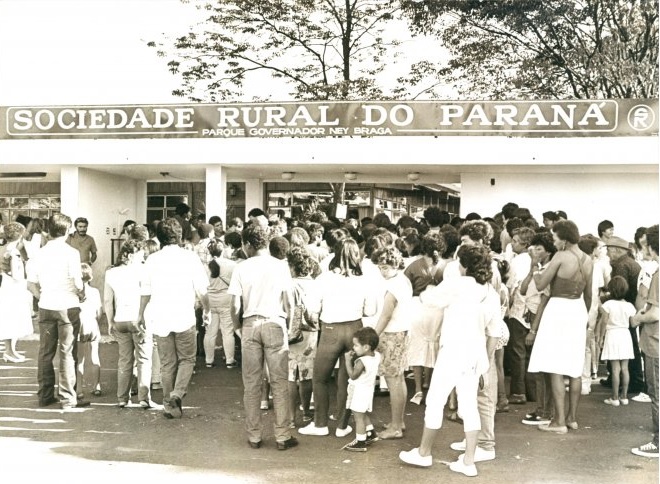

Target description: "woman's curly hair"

left=457, top=244, right=493, bottom=285
left=371, top=246, right=404, bottom=270
left=287, top=246, right=319, bottom=278
left=420, top=232, right=447, bottom=265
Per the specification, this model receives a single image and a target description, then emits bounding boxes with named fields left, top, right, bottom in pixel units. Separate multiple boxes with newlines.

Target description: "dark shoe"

left=600, top=378, right=612, bottom=388
left=92, top=389, right=103, bottom=397
left=170, top=395, right=183, bottom=418
left=344, top=439, right=368, bottom=452
left=163, top=410, right=174, bottom=419
left=62, top=400, right=91, bottom=410
left=509, top=394, right=527, bottom=405
left=248, top=440, right=262, bottom=449
left=276, top=437, right=299, bottom=450
left=365, top=429, right=379, bottom=445
left=226, top=361, right=239, bottom=369
left=496, top=403, right=510, bottom=413
left=39, top=397, right=59, bottom=407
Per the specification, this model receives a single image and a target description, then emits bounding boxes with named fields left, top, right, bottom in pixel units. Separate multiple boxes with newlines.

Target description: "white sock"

left=356, top=433, right=367, bottom=441
left=366, top=424, right=374, bottom=432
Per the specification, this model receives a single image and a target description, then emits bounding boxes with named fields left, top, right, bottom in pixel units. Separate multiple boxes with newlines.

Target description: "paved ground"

left=0, top=336, right=658, bottom=483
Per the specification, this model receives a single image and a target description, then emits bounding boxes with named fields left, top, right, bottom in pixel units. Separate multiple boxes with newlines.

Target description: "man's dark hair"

left=269, top=236, right=290, bottom=260
left=553, top=220, right=580, bottom=245
left=157, top=217, right=183, bottom=246
left=578, top=234, right=600, bottom=256
left=225, top=231, right=243, bottom=249
left=247, top=207, right=266, bottom=218
left=174, top=203, right=191, bottom=217
left=501, top=202, right=519, bottom=220
left=208, top=215, right=223, bottom=226
left=242, top=225, right=269, bottom=251
left=597, top=220, right=614, bottom=238
left=542, top=211, right=560, bottom=223
left=646, top=225, right=659, bottom=255
left=49, top=213, right=72, bottom=238
left=423, top=206, right=450, bottom=228
left=74, top=217, right=89, bottom=226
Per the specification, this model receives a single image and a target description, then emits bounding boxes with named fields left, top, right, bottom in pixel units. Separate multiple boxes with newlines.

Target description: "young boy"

left=343, top=327, right=381, bottom=452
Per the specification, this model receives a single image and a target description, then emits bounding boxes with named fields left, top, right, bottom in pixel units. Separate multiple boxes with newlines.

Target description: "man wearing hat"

left=603, top=236, right=645, bottom=395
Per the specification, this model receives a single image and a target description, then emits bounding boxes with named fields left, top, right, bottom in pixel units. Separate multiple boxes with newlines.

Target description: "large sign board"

left=1, top=100, right=657, bottom=139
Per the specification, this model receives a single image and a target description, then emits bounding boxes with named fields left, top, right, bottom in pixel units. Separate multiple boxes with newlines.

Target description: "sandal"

left=92, top=389, right=102, bottom=397
left=410, top=391, right=424, bottom=405
left=379, top=428, right=404, bottom=440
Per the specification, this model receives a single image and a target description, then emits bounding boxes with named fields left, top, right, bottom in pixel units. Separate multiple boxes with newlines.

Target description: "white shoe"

left=619, top=398, right=629, bottom=405
left=449, top=455, right=478, bottom=477
left=604, top=398, right=620, bottom=407
left=335, top=425, right=353, bottom=438
left=399, top=448, right=432, bottom=467
left=450, top=439, right=466, bottom=451
left=298, top=422, right=329, bottom=436
left=459, top=447, right=495, bottom=463
left=632, top=393, right=652, bottom=403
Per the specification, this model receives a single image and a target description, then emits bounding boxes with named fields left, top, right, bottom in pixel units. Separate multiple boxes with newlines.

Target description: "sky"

left=0, top=0, right=202, bottom=105
left=0, top=0, right=447, bottom=106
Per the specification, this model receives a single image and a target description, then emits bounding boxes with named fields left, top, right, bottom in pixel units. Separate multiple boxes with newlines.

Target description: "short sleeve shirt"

left=66, top=233, right=97, bottom=263
left=382, top=272, right=413, bottom=333
left=639, top=270, right=659, bottom=358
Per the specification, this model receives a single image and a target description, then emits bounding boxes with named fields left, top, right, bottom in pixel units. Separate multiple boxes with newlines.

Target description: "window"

left=0, top=195, right=61, bottom=223
left=147, top=194, right=188, bottom=223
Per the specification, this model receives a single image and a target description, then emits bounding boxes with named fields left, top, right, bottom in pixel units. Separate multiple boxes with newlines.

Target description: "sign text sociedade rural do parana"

left=1, top=100, right=657, bottom=139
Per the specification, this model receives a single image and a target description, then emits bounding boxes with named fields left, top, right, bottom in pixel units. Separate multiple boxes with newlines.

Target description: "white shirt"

left=227, top=254, right=292, bottom=322
left=310, top=271, right=377, bottom=323
left=421, top=276, right=501, bottom=376
left=360, top=257, right=386, bottom=328
left=27, top=237, right=82, bottom=310
left=381, top=272, right=413, bottom=333
left=105, top=263, right=145, bottom=323
left=140, top=245, right=209, bottom=336
left=507, top=251, right=531, bottom=324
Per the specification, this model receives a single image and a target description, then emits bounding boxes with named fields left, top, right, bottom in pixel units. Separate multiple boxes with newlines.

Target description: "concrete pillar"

left=205, top=165, right=226, bottom=224
left=245, top=179, right=264, bottom=215
left=60, top=166, right=80, bottom=218
left=136, top=180, right=148, bottom=224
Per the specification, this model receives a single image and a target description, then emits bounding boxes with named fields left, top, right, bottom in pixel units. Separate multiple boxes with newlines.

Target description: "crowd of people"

left=0, top=201, right=657, bottom=477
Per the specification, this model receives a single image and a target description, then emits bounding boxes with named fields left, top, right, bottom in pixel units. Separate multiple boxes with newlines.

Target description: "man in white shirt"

left=138, top=218, right=210, bottom=419
left=27, top=213, right=87, bottom=410
left=228, top=225, right=297, bottom=450
left=505, top=227, right=535, bottom=405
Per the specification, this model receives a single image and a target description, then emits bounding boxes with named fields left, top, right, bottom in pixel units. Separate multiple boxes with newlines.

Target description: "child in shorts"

left=343, top=327, right=381, bottom=452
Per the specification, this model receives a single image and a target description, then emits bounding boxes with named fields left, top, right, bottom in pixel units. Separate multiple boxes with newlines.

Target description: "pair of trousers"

left=156, top=325, right=196, bottom=408
left=505, top=317, right=528, bottom=396
left=241, top=317, right=291, bottom=443
left=312, top=320, right=363, bottom=428
left=115, top=328, right=153, bottom=403
left=424, top=361, right=481, bottom=432
left=206, top=306, right=236, bottom=364
left=643, top=354, right=659, bottom=446
left=37, top=308, right=81, bottom=406
left=477, top=358, right=497, bottom=451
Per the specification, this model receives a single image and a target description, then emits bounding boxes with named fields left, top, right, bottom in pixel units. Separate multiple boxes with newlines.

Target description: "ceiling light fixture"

left=344, top=172, right=357, bottom=181
left=407, top=172, right=420, bottom=181
left=281, top=172, right=295, bottom=180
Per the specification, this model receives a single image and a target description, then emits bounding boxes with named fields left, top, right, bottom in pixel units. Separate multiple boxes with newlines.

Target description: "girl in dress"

left=599, top=276, right=636, bottom=406
left=0, top=222, right=33, bottom=363
left=405, top=232, right=447, bottom=405
left=343, top=327, right=381, bottom=452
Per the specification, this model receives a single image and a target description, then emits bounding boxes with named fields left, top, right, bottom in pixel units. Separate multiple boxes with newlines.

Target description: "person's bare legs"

left=566, top=376, right=581, bottom=426
left=384, top=374, right=407, bottom=432
left=620, top=360, right=630, bottom=400
left=412, top=366, right=424, bottom=395
left=418, top=427, right=439, bottom=457
left=548, top=373, right=567, bottom=427
left=463, top=430, right=479, bottom=466
left=611, top=360, right=621, bottom=400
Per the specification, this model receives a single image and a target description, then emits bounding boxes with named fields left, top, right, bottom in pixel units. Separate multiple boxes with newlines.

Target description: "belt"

left=243, top=315, right=285, bottom=324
